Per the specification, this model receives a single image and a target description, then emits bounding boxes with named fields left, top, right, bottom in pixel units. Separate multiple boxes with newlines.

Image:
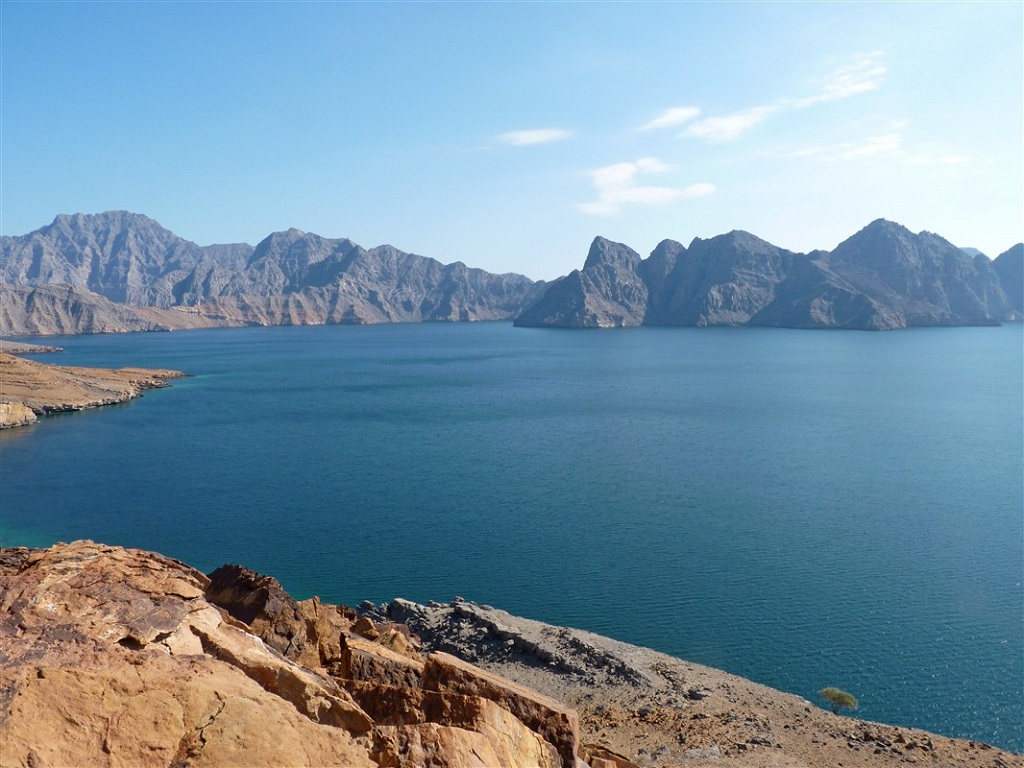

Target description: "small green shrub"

left=819, top=687, right=858, bottom=715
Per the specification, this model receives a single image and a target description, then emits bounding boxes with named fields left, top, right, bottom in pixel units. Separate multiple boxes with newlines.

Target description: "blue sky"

left=2, top=2, right=1021, bottom=280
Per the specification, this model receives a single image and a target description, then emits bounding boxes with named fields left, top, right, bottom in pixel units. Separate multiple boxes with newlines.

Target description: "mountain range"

left=0, top=212, right=546, bottom=335
left=515, top=221, right=1022, bottom=330
left=1, top=211, right=1020, bottom=334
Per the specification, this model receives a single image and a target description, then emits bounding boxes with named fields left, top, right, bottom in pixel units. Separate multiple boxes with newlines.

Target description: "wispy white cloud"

left=679, top=52, right=887, bottom=144
left=639, top=106, right=701, bottom=131
left=788, top=133, right=901, bottom=161
left=837, top=133, right=902, bottom=160
left=497, top=128, right=572, bottom=146
left=796, top=51, right=886, bottom=107
left=791, top=128, right=968, bottom=165
left=684, top=106, right=779, bottom=142
left=578, top=158, right=715, bottom=216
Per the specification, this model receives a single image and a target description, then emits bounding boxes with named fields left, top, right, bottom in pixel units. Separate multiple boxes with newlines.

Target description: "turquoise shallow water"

left=2, top=322, right=1021, bottom=750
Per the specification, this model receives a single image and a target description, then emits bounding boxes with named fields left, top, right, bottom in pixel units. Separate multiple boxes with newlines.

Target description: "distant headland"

left=0, top=352, right=184, bottom=429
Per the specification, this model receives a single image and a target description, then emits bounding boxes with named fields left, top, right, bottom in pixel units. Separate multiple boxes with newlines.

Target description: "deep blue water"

left=2, top=322, right=1021, bottom=750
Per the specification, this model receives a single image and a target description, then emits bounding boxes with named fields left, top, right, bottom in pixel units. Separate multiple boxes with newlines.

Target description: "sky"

left=2, top=2, right=1022, bottom=281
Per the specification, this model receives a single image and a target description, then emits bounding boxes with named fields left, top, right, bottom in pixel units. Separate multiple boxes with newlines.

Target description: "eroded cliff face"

left=0, top=542, right=583, bottom=768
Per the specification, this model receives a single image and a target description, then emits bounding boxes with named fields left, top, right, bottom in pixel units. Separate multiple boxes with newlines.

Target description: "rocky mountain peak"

left=582, top=237, right=643, bottom=271
left=834, top=218, right=918, bottom=256
left=689, top=229, right=785, bottom=257
left=46, top=210, right=164, bottom=232
left=650, top=238, right=686, bottom=260
left=516, top=219, right=1017, bottom=330
left=41, top=210, right=165, bottom=243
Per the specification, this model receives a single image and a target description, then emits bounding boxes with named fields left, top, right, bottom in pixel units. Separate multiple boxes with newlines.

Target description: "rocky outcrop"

left=0, top=401, right=37, bottom=428
left=0, top=353, right=185, bottom=429
left=2, top=542, right=1020, bottom=768
left=1, top=284, right=174, bottom=335
left=0, top=542, right=589, bottom=768
left=0, top=284, right=239, bottom=336
left=1, top=212, right=541, bottom=335
left=645, top=230, right=797, bottom=326
left=206, top=563, right=355, bottom=671
left=514, top=238, right=648, bottom=328
left=516, top=221, right=1021, bottom=331
left=0, top=542, right=375, bottom=768
left=0, top=340, right=62, bottom=354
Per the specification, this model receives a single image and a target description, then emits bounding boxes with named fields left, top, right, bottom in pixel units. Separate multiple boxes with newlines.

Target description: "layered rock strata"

left=0, top=353, right=184, bottom=429
left=0, top=542, right=585, bottom=767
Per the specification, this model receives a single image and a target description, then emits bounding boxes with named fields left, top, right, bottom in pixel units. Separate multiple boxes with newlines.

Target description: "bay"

left=1, top=321, right=1021, bottom=750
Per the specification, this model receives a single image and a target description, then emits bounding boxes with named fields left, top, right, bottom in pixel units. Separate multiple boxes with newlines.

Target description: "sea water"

left=1, top=322, right=1021, bottom=750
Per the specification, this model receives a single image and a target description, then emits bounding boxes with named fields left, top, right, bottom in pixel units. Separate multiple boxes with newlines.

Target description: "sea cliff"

left=0, top=541, right=1018, bottom=768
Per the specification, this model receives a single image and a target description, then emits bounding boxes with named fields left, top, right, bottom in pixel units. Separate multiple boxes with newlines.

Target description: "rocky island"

left=1, top=540, right=1019, bottom=767
left=0, top=353, right=184, bottom=429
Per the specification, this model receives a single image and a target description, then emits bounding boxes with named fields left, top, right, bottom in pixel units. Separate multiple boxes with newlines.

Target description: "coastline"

left=0, top=353, right=186, bottom=429
left=0, top=340, right=63, bottom=354
left=1, top=540, right=1019, bottom=768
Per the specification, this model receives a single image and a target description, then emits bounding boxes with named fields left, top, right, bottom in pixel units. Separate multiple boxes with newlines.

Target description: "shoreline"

left=0, top=353, right=186, bottom=429
left=1, top=540, right=1019, bottom=767
left=0, top=339, right=64, bottom=354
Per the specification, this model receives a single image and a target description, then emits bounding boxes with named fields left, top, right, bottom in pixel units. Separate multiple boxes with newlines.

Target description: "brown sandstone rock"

left=0, top=541, right=375, bottom=767
left=205, top=564, right=355, bottom=671
left=423, top=651, right=580, bottom=768
left=337, top=633, right=426, bottom=688
left=298, top=595, right=356, bottom=665
left=352, top=615, right=382, bottom=639
left=0, top=542, right=597, bottom=768
left=376, top=625, right=423, bottom=660
left=371, top=696, right=561, bottom=768
left=0, top=401, right=36, bottom=428
left=579, top=744, right=642, bottom=768
left=207, top=564, right=311, bottom=660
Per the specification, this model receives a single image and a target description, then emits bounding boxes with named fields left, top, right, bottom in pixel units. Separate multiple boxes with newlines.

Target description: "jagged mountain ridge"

left=3, top=213, right=1020, bottom=334
left=0, top=212, right=252, bottom=309
left=515, top=219, right=1022, bottom=330
left=0, top=212, right=544, bottom=334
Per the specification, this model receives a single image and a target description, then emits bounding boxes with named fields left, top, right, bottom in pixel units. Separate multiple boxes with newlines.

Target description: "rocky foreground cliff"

left=0, top=541, right=1019, bottom=768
